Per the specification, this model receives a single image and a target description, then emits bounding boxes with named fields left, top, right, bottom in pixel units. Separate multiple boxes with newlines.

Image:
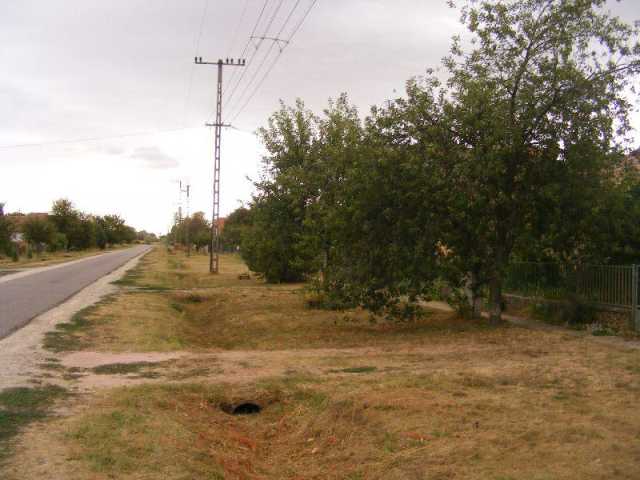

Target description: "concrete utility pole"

left=195, top=56, right=246, bottom=273
left=180, top=181, right=191, bottom=257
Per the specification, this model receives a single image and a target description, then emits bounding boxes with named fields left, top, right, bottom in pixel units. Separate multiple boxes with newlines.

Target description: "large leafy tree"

left=242, top=100, right=319, bottom=282
left=50, top=198, right=79, bottom=238
left=0, top=203, right=15, bottom=256
left=402, top=0, right=639, bottom=322
left=22, top=215, right=56, bottom=252
left=220, top=207, right=251, bottom=251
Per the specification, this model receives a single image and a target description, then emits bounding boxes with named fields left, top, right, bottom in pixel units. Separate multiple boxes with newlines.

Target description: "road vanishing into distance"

left=0, top=245, right=150, bottom=340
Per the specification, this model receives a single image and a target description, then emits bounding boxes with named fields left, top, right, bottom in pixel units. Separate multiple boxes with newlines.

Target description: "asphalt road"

left=0, top=245, right=150, bottom=340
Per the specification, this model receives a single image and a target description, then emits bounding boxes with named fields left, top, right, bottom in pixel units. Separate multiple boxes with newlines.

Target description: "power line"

left=226, top=0, right=251, bottom=57
left=221, top=0, right=286, bottom=112
left=223, top=0, right=272, bottom=104
left=181, top=0, right=211, bottom=126
left=0, top=127, right=201, bottom=150
left=229, top=0, right=318, bottom=124
left=225, top=0, right=303, bottom=118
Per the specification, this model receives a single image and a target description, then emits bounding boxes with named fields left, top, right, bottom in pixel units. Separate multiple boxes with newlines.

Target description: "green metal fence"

left=504, top=262, right=640, bottom=330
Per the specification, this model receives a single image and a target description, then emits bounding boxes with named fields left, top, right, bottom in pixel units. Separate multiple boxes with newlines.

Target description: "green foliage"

left=95, top=223, right=107, bottom=249
left=0, top=385, right=68, bottom=463
left=220, top=207, right=250, bottom=251
left=532, top=296, right=597, bottom=327
left=434, top=0, right=640, bottom=320
left=170, top=211, right=210, bottom=250
left=0, top=203, right=14, bottom=256
left=98, top=214, right=133, bottom=246
left=240, top=100, right=320, bottom=283
left=241, top=0, right=640, bottom=321
left=22, top=215, right=56, bottom=251
left=49, top=199, right=138, bottom=250
left=50, top=198, right=77, bottom=235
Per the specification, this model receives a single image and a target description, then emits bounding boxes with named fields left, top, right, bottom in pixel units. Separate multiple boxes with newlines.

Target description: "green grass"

left=330, top=366, right=378, bottom=374
left=0, top=385, right=68, bottom=463
left=92, top=362, right=161, bottom=377
left=43, top=297, right=115, bottom=352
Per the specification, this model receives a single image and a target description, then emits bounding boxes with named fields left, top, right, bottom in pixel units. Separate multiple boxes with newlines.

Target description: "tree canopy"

left=235, top=0, right=640, bottom=322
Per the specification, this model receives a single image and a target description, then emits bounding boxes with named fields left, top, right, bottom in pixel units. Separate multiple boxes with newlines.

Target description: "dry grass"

left=55, top=280, right=499, bottom=352
left=57, top=249, right=497, bottom=352
left=5, top=248, right=640, bottom=479
left=114, top=247, right=256, bottom=290
left=0, top=245, right=129, bottom=270
left=7, top=355, right=640, bottom=480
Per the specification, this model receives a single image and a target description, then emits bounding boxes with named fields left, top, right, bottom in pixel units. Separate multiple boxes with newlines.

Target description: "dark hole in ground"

left=230, top=402, right=262, bottom=415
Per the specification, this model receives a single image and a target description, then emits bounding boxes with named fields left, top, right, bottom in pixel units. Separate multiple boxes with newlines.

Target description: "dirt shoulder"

left=0, top=248, right=150, bottom=391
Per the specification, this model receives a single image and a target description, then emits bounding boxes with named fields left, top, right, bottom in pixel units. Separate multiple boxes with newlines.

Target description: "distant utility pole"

left=180, top=181, right=191, bottom=257
left=195, top=56, right=246, bottom=274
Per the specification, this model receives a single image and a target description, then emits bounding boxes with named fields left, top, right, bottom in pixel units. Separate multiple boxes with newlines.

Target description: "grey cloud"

left=130, top=147, right=179, bottom=170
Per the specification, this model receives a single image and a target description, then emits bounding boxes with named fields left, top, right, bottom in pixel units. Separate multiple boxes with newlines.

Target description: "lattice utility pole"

left=196, top=56, right=245, bottom=273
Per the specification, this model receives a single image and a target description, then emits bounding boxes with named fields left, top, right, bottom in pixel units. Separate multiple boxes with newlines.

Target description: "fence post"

left=632, top=265, right=639, bottom=331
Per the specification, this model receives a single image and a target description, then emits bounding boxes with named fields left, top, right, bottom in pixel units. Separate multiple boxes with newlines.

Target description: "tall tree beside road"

left=410, top=0, right=640, bottom=322
left=220, top=207, right=251, bottom=251
left=240, top=0, right=640, bottom=322
left=242, top=101, right=319, bottom=283
left=50, top=198, right=78, bottom=241
left=0, top=203, right=14, bottom=256
left=22, top=216, right=56, bottom=253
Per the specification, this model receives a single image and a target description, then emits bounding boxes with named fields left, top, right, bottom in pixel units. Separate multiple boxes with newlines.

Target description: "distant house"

left=6, top=213, right=49, bottom=252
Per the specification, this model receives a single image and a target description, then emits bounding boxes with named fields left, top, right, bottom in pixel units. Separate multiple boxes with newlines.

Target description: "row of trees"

left=0, top=199, right=140, bottom=256
left=232, top=0, right=640, bottom=323
left=169, top=209, right=251, bottom=253
left=169, top=211, right=211, bottom=251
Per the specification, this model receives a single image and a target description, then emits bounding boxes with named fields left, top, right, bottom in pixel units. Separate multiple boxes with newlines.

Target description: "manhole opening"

left=226, top=402, right=262, bottom=415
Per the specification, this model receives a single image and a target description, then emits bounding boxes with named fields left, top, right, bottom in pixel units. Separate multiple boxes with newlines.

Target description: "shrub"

left=560, top=295, right=597, bottom=327
left=532, top=296, right=597, bottom=327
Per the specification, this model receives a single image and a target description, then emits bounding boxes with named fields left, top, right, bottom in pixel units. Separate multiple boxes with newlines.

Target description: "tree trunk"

left=321, top=244, right=329, bottom=288
left=488, top=274, right=503, bottom=324
left=464, top=272, right=482, bottom=318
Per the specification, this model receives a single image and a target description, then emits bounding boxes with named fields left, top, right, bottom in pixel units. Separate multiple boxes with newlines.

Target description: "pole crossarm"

left=195, top=57, right=246, bottom=66
left=195, top=55, right=246, bottom=274
left=250, top=36, right=290, bottom=52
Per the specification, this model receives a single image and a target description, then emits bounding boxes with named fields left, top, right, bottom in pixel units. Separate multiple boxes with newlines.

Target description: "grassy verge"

left=0, top=245, right=132, bottom=270
left=0, top=385, right=68, bottom=464
left=5, top=249, right=640, bottom=479
left=112, top=247, right=254, bottom=290
left=43, top=296, right=118, bottom=352
left=14, top=364, right=640, bottom=479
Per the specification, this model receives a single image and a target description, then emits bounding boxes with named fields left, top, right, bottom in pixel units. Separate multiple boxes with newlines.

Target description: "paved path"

left=0, top=245, right=150, bottom=339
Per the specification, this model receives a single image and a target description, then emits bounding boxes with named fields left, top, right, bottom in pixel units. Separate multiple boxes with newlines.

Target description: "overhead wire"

left=0, top=127, right=202, bottom=150
left=225, top=0, right=251, bottom=58
left=181, top=0, right=211, bottom=126
left=229, top=0, right=318, bottom=124
left=224, top=0, right=303, bottom=119
left=221, top=0, right=287, bottom=112
left=222, top=0, right=272, bottom=103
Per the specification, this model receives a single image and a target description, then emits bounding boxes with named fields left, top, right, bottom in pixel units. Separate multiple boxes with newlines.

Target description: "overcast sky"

left=1, top=0, right=638, bottom=234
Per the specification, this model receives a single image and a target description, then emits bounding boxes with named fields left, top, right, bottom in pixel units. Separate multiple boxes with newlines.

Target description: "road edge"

left=0, top=246, right=153, bottom=390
